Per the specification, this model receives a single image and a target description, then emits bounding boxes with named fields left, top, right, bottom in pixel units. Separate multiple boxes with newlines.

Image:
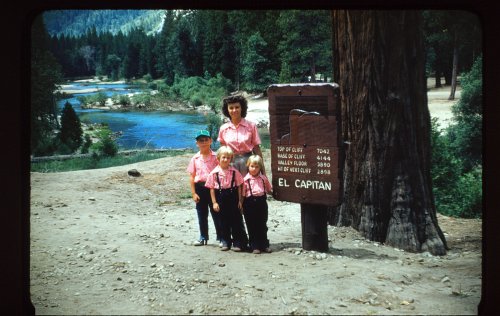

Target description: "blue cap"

left=195, top=130, right=211, bottom=139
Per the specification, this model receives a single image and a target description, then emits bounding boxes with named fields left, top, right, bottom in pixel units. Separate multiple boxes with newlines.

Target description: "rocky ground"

left=30, top=148, right=481, bottom=315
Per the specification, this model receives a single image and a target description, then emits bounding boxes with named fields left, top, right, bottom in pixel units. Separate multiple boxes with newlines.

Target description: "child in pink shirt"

left=205, top=146, right=249, bottom=251
left=242, top=155, right=273, bottom=254
left=187, top=130, right=221, bottom=246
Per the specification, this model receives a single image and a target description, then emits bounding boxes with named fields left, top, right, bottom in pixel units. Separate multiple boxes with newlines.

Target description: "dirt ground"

left=30, top=152, right=481, bottom=315
left=30, top=85, right=482, bottom=315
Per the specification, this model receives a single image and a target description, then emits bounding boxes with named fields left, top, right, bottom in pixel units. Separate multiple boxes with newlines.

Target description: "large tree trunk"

left=331, top=11, right=448, bottom=255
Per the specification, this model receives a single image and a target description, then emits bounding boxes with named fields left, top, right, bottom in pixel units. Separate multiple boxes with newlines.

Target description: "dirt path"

left=246, top=83, right=460, bottom=130
left=30, top=149, right=481, bottom=315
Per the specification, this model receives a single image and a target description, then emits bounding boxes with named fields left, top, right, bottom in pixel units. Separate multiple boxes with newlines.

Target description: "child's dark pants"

left=195, top=182, right=221, bottom=241
left=243, top=195, right=269, bottom=250
left=215, top=187, right=248, bottom=249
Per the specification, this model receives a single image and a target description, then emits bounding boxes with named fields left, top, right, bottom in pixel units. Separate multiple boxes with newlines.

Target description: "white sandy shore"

left=58, top=80, right=127, bottom=94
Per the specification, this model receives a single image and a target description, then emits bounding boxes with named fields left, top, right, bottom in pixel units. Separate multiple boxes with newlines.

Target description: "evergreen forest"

left=32, top=10, right=483, bottom=218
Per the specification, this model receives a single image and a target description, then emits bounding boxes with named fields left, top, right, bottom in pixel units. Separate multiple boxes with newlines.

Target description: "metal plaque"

left=268, top=83, right=342, bottom=206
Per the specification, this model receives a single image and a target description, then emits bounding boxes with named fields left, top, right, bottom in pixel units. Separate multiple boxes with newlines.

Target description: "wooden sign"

left=268, top=83, right=342, bottom=206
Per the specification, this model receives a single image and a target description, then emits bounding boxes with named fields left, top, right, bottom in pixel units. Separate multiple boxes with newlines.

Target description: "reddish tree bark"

left=330, top=10, right=447, bottom=255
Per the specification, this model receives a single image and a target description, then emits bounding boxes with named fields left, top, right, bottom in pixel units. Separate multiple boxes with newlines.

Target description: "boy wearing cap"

left=187, top=130, right=222, bottom=246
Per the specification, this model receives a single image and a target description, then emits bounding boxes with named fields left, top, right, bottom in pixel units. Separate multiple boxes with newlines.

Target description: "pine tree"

left=31, top=14, right=63, bottom=155
left=59, top=101, right=83, bottom=152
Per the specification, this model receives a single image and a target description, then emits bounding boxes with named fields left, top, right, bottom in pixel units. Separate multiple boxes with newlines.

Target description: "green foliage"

left=105, top=54, right=122, bottom=80
left=81, top=134, right=93, bottom=154
left=431, top=119, right=482, bottom=218
left=31, top=14, right=63, bottom=155
left=78, top=92, right=108, bottom=107
left=85, top=91, right=109, bottom=107
left=32, top=135, right=60, bottom=157
left=190, top=95, right=203, bottom=107
left=423, top=11, right=482, bottom=81
left=59, top=101, right=83, bottom=152
left=206, top=113, right=223, bottom=148
left=164, top=74, right=230, bottom=111
left=111, top=93, right=131, bottom=106
left=279, top=61, right=292, bottom=83
left=430, top=55, right=483, bottom=218
left=91, top=127, right=118, bottom=157
left=277, top=10, right=332, bottom=82
left=454, top=166, right=482, bottom=218
left=241, top=32, right=278, bottom=92
left=173, top=76, right=205, bottom=100
left=131, top=93, right=152, bottom=107
left=143, top=73, right=153, bottom=82
left=447, top=55, right=482, bottom=171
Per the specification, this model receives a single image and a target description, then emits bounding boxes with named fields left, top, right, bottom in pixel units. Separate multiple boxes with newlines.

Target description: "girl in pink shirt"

left=205, top=146, right=249, bottom=252
left=242, top=155, right=273, bottom=254
left=218, top=94, right=265, bottom=176
left=187, top=130, right=221, bottom=246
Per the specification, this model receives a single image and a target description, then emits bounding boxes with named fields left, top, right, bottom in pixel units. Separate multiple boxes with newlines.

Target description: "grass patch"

left=31, top=150, right=190, bottom=173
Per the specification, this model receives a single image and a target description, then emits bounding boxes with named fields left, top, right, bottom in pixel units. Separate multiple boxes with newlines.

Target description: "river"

left=57, top=82, right=209, bottom=150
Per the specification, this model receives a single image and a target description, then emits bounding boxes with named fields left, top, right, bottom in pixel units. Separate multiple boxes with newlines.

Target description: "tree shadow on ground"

left=329, top=247, right=398, bottom=260
left=275, top=242, right=397, bottom=260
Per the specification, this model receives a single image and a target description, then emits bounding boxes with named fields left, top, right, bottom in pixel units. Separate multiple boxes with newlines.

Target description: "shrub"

left=143, top=73, right=153, bottom=83
left=80, top=134, right=92, bottom=154
left=155, top=74, right=231, bottom=111
left=79, top=92, right=108, bottom=107
left=190, top=95, right=203, bottom=107
left=55, top=141, right=73, bottom=155
left=100, top=135, right=118, bottom=157
left=91, top=128, right=118, bottom=157
left=33, top=134, right=59, bottom=156
left=430, top=118, right=461, bottom=192
left=454, top=166, right=482, bottom=218
left=132, top=93, right=152, bottom=107
left=430, top=55, right=483, bottom=219
left=77, top=95, right=89, bottom=105
left=116, top=94, right=131, bottom=106
left=447, top=55, right=482, bottom=172
left=148, top=82, right=158, bottom=90
left=431, top=118, right=482, bottom=218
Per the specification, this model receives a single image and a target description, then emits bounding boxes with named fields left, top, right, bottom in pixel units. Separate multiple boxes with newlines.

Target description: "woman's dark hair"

left=222, top=94, right=248, bottom=118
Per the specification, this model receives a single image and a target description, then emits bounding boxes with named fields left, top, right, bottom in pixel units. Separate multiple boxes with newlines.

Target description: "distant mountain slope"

left=42, top=10, right=165, bottom=37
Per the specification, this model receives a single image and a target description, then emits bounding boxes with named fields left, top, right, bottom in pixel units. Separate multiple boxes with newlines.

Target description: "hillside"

left=42, top=9, right=165, bottom=37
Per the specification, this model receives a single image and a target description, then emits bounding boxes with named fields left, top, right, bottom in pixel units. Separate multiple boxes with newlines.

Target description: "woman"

left=217, top=94, right=265, bottom=176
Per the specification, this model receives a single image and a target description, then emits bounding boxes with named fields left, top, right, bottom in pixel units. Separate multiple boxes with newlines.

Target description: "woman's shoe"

left=232, top=247, right=242, bottom=252
left=263, top=247, right=272, bottom=253
left=252, top=249, right=261, bottom=254
left=193, top=240, right=207, bottom=246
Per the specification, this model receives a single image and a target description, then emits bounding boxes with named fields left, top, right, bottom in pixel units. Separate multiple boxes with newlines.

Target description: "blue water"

left=57, top=82, right=208, bottom=150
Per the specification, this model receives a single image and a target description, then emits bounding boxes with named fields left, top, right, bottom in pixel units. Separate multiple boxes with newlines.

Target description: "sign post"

left=267, top=83, right=342, bottom=252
